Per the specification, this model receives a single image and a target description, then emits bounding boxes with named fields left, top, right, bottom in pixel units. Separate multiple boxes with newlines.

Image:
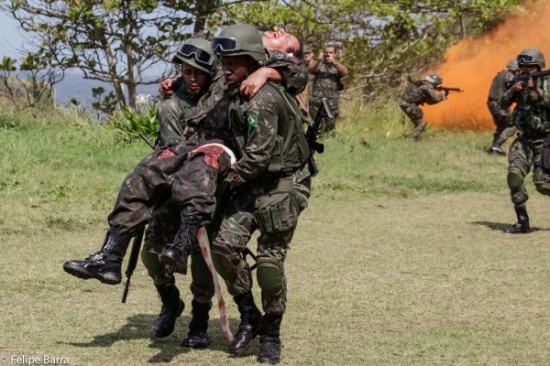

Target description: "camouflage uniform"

left=498, top=48, right=550, bottom=234
left=399, top=79, right=445, bottom=140
left=487, top=67, right=518, bottom=153
left=500, top=74, right=550, bottom=226
left=155, top=80, right=203, bottom=148
left=309, top=61, right=344, bottom=131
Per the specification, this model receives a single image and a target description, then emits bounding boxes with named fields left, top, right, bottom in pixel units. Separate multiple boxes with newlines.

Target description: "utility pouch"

left=541, top=138, right=550, bottom=170
left=254, top=178, right=298, bottom=233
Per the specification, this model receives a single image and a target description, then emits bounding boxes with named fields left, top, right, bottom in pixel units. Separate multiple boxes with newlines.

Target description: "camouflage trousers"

left=141, top=206, right=215, bottom=301
left=488, top=101, right=517, bottom=146
left=107, top=138, right=229, bottom=235
left=399, top=103, right=423, bottom=126
left=310, top=96, right=339, bottom=133
left=211, top=166, right=311, bottom=315
left=507, top=137, right=550, bottom=207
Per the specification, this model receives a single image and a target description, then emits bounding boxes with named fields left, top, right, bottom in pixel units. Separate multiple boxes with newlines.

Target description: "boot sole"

left=63, top=263, right=121, bottom=285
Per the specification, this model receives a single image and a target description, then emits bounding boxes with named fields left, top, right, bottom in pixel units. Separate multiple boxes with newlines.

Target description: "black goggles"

left=517, top=54, right=534, bottom=64
left=211, top=37, right=264, bottom=55
left=177, top=44, right=214, bottom=66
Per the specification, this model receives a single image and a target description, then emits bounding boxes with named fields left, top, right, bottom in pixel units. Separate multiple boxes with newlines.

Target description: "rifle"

left=121, top=225, right=145, bottom=303
left=305, top=97, right=333, bottom=176
left=504, top=69, right=550, bottom=89
left=436, top=86, right=464, bottom=93
left=138, top=132, right=155, bottom=150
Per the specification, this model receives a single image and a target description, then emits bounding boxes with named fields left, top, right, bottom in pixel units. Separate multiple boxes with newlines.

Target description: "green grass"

left=0, top=103, right=549, bottom=365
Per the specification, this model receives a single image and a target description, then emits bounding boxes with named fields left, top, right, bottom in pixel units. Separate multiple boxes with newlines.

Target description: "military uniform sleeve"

left=421, top=84, right=445, bottom=105
left=264, top=51, right=307, bottom=95
left=225, top=88, right=279, bottom=186
left=539, top=77, right=550, bottom=108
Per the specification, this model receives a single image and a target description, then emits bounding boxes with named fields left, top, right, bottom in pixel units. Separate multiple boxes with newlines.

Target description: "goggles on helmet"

left=211, top=37, right=263, bottom=54
left=177, top=44, right=214, bottom=66
left=516, top=54, right=534, bottom=64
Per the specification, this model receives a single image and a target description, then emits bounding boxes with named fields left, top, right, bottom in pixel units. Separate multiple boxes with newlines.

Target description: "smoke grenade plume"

left=422, top=1, right=550, bottom=130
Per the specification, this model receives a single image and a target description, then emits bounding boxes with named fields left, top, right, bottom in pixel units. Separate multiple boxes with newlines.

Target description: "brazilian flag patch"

left=247, top=115, right=257, bottom=128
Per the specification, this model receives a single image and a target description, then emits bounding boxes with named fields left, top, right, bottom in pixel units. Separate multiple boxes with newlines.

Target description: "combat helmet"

left=211, top=23, right=267, bottom=62
left=516, top=48, right=545, bottom=68
left=173, top=37, right=215, bottom=74
left=506, top=59, right=519, bottom=72
left=425, top=74, right=443, bottom=86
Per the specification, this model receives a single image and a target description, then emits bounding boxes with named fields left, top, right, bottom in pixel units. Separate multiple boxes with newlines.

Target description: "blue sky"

left=0, top=12, right=26, bottom=59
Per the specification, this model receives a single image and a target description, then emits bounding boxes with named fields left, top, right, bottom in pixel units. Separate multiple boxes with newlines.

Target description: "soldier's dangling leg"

left=160, top=144, right=234, bottom=273
left=108, top=147, right=191, bottom=234
left=506, top=138, right=532, bottom=233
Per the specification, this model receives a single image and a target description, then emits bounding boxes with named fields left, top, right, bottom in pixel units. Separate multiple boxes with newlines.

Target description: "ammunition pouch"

left=254, top=178, right=298, bottom=233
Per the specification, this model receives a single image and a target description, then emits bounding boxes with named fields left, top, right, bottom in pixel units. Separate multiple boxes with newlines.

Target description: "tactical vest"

left=228, top=82, right=310, bottom=174
left=512, top=77, right=550, bottom=139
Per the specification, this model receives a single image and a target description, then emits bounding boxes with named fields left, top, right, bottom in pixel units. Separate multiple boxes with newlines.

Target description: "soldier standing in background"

left=499, top=48, right=550, bottom=234
left=487, top=59, right=520, bottom=155
left=399, top=74, right=448, bottom=141
left=308, top=42, right=348, bottom=132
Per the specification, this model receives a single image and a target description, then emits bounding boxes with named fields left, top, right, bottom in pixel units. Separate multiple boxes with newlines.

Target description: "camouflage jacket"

left=310, top=61, right=344, bottom=99
left=186, top=53, right=306, bottom=127
left=501, top=75, right=550, bottom=140
left=224, top=81, right=309, bottom=186
left=399, top=81, right=445, bottom=107
left=156, top=80, right=204, bottom=148
left=488, top=70, right=515, bottom=102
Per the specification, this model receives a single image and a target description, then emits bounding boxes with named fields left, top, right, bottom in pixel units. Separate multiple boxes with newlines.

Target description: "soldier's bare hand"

left=160, top=78, right=175, bottom=98
left=240, top=68, right=269, bottom=98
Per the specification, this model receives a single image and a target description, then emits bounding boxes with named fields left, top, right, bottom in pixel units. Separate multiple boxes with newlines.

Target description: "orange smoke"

left=423, top=0, right=550, bottom=130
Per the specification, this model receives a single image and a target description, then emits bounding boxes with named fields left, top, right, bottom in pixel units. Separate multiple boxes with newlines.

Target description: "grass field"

left=0, top=107, right=549, bottom=365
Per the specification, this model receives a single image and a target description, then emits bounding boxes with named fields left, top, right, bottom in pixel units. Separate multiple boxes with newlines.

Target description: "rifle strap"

left=197, top=227, right=234, bottom=342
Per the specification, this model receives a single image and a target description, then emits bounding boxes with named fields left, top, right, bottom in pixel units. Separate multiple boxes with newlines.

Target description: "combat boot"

left=63, top=227, right=132, bottom=285
left=411, top=120, right=427, bottom=141
left=152, top=277, right=185, bottom=338
left=489, top=143, right=506, bottom=155
left=181, top=300, right=212, bottom=348
left=159, top=216, right=201, bottom=274
left=505, top=206, right=531, bottom=234
left=257, top=314, right=283, bottom=365
left=228, top=292, right=263, bottom=355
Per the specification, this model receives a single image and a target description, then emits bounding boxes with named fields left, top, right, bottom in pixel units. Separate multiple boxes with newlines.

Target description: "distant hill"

left=54, top=71, right=159, bottom=107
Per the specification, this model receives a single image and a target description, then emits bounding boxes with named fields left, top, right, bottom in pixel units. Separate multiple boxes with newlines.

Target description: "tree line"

left=0, top=0, right=523, bottom=114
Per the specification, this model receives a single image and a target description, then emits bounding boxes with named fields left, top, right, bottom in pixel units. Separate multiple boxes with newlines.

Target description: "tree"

left=0, top=0, right=222, bottom=110
left=214, top=0, right=522, bottom=100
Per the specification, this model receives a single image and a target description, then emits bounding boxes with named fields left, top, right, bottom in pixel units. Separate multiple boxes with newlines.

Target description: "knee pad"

left=507, top=169, right=524, bottom=191
left=257, top=257, right=284, bottom=297
left=190, top=254, right=214, bottom=298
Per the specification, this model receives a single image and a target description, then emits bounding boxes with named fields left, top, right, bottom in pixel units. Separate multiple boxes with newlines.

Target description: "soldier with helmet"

left=62, top=25, right=309, bottom=361
left=140, top=37, right=216, bottom=344
left=399, top=73, right=448, bottom=140
left=499, top=47, right=550, bottom=234
left=487, top=59, right=520, bottom=155
left=201, top=23, right=310, bottom=364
